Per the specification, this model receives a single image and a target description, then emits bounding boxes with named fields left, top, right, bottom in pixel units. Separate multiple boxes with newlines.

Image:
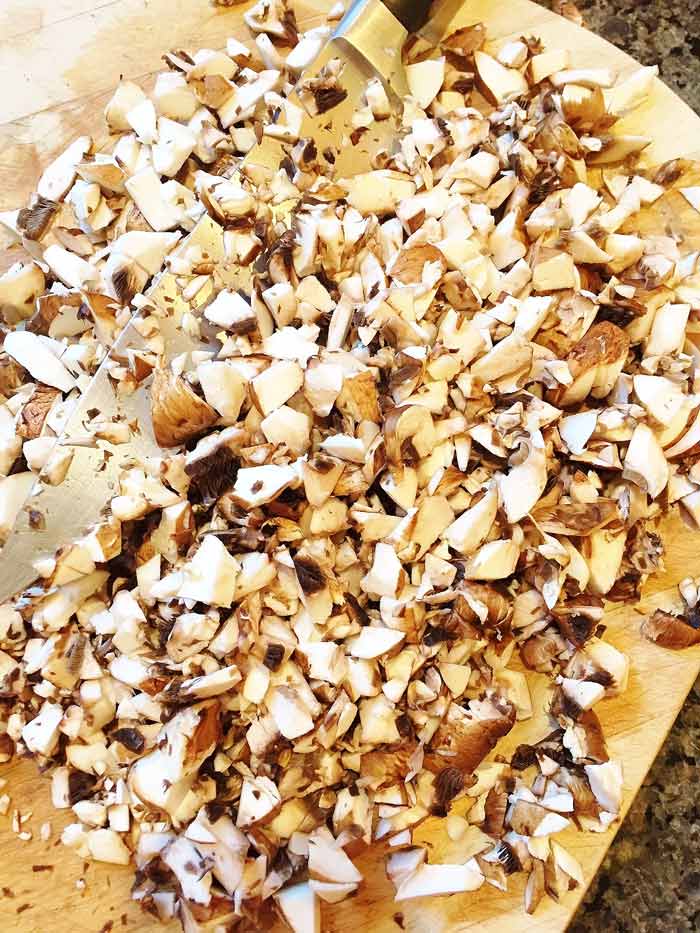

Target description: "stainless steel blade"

left=0, top=216, right=230, bottom=603
left=245, top=0, right=411, bottom=180
left=416, top=0, right=465, bottom=45
left=0, top=0, right=430, bottom=603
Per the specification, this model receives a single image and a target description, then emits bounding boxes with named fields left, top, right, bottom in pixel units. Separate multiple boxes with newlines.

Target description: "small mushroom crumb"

left=0, top=0, right=698, bottom=928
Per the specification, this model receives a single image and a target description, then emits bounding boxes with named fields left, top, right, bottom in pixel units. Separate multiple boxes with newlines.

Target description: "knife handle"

left=381, top=0, right=435, bottom=33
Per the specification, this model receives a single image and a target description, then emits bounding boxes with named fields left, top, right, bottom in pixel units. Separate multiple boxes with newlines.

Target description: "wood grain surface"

left=1, top=1, right=700, bottom=931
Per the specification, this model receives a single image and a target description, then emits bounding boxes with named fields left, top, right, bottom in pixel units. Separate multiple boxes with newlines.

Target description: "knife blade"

left=0, top=0, right=440, bottom=603
left=243, top=0, right=435, bottom=180
left=0, top=218, right=228, bottom=604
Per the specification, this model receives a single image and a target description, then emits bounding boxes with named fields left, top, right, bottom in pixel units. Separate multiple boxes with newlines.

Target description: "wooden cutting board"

left=2, top=1, right=700, bottom=931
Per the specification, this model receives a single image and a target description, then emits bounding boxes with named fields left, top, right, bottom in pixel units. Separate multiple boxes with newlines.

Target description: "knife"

left=0, top=0, right=443, bottom=603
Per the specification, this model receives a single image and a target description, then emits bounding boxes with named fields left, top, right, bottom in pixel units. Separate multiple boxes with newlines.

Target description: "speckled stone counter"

left=574, top=0, right=700, bottom=113
left=535, top=3, right=700, bottom=930
left=571, top=680, right=700, bottom=932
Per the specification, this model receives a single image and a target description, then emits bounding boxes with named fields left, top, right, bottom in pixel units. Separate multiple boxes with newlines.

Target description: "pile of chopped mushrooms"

left=2, top=0, right=700, bottom=928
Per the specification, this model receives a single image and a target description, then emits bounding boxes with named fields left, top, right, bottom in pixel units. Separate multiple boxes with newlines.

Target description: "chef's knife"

left=234, top=0, right=438, bottom=179
left=0, top=0, right=442, bottom=603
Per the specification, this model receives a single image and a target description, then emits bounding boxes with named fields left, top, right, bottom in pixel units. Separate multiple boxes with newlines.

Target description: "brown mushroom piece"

left=520, top=629, right=569, bottom=672
left=360, top=745, right=417, bottom=789
left=532, top=499, right=620, bottom=537
left=553, top=322, right=629, bottom=408
left=17, top=196, right=58, bottom=241
left=482, top=780, right=509, bottom=836
left=425, top=696, right=516, bottom=776
left=552, top=597, right=604, bottom=648
left=524, top=859, right=546, bottom=915
left=27, top=292, right=83, bottom=336
left=390, top=244, right=447, bottom=286
left=384, top=405, right=437, bottom=466
left=486, top=840, right=523, bottom=876
left=563, top=708, right=609, bottom=763
left=150, top=369, right=218, bottom=447
left=335, top=370, right=381, bottom=423
left=641, top=609, right=700, bottom=650
left=0, top=352, right=29, bottom=396
left=17, top=385, right=60, bottom=440
left=449, top=582, right=512, bottom=636
left=442, top=23, right=486, bottom=57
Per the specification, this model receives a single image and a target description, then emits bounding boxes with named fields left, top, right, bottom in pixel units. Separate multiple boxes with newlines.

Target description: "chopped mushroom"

left=4, top=332, right=76, bottom=393
left=0, top=262, right=46, bottom=322
left=474, top=51, right=529, bottom=104
left=150, top=369, right=218, bottom=447
left=641, top=609, right=700, bottom=649
left=393, top=861, right=484, bottom=900
left=0, top=7, right=697, bottom=928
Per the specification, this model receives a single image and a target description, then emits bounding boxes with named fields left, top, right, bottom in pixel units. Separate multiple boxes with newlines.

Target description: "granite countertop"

left=536, top=2, right=700, bottom=930
left=574, top=0, right=700, bottom=113
left=572, top=680, right=700, bottom=932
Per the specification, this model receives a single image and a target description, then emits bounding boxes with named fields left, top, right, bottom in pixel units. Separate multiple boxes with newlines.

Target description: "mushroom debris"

left=1, top=1, right=700, bottom=928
